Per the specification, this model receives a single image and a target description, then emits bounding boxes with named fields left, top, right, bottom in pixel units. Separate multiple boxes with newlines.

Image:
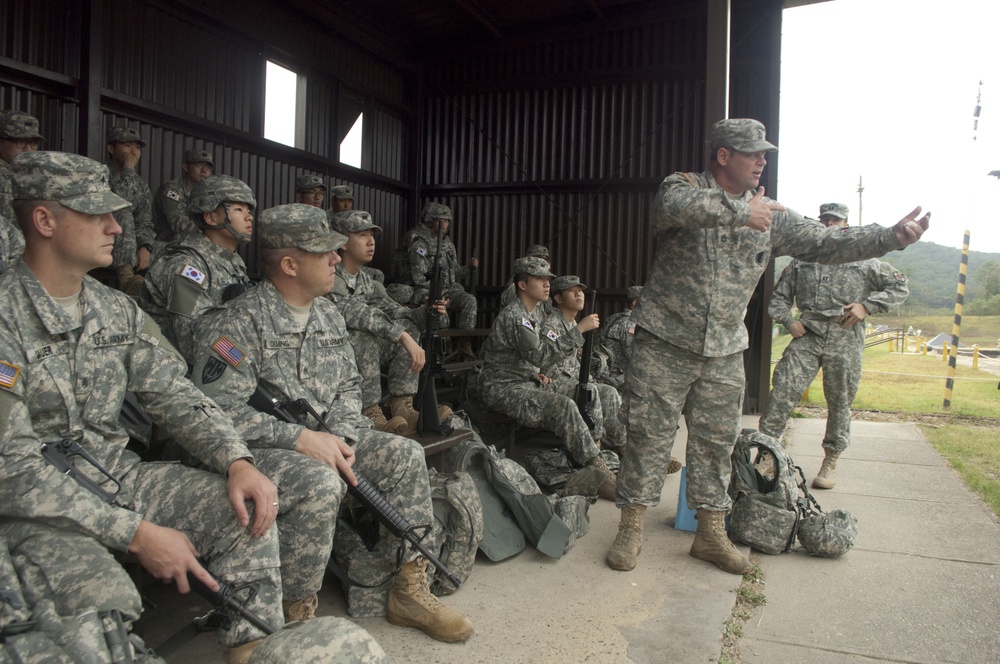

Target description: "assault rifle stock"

left=248, top=384, right=462, bottom=587
left=573, top=289, right=598, bottom=430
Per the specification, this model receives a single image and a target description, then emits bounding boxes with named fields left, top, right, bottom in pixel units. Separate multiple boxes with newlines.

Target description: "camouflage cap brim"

left=299, top=231, right=348, bottom=254
left=61, top=190, right=131, bottom=215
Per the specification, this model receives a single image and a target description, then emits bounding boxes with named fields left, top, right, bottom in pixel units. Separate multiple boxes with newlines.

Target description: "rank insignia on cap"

left=546, top=329, right=559, bottom=341
left=166, top=189, right=180, bottom=201
left=212, top=336, right=245, bottom=368
left=0, top=361, right=21, bottom=389
left=181, top=264, right=206, bottom=285
left=521, top=317, right=534, bottom=330
left=416, top=247, right=427, bottom=257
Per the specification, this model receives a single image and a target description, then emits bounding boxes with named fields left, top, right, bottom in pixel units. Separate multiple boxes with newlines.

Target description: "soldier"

left=0, top=151, right=303, bottom=663
left=597, top=284, right=641, bottom=390
left=327, top=209, right=451, bottom=436
left=152, top=147, right=215, bottom=243
left=105, top=125, right=154, bottom=297
left=758, top=202, right=909, bottom=489
left=606, top=118, right=928, bottom=576
left=479, top=258, right=616, bottom=497
left=541, top=276, right=627, bottom=485
left=295, top=173, right=327, bottom=208
left=499, top=243, right=549, bottom=310
left=403, top=202, right=479, bottom=357
left=190, top=203, right=475, bottom=644
left=329, top=184, right=354, bottom=213
left=141, top=175, right=256, bottom=366
left=0, top=110, right=43, bottom=274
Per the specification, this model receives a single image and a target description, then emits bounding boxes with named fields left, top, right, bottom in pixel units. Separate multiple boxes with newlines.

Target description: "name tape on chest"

left=212, top=335, right=246, bottom=368
left=181, top=264, right=207, bottom=285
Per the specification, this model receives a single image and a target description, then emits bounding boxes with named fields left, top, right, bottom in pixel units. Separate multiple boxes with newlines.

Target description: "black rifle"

left=248, top=384, right=462, bottom=588
left=39, top=438, right=278, bottom=645
left=415, top=228, right=449, bottom=435
left=573, top=289, right=599, bottom=430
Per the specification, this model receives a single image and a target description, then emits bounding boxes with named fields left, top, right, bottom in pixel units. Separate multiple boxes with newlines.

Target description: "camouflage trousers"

left=350, top=323, right=420, bottom=409
left=758, top=324, right=864, bottom=453
left=618, top=329, right=744, bottom=511
left=550, top=377, right=627, bottom=448
left=415, top=284, right=477, bottom=330
left=483, top=381, right=601, bottom=465
left=0, top=461, right=283, bottom=647
left=251, top=448, right=344, bottom=600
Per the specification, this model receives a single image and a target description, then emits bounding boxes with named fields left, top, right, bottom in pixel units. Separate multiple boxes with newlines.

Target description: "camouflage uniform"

left=141, top=228, right=252, bottom=365
left=619, top=169, right=909, bottom=512
left=0, top=263, right=282, bottom=648
left=758, top=256, right=909, bottom=452
left=0, top=111, right=44, bottom=274
left=499, top=245, right=551, bottom=313
left=541, top=308, right=626, bottom=449
left=152, top=149, right=214, bottom=243
left=107, top=127, right=154, bottom=270
left=480, top=264, right=600, bottom=465
left=596, top=285, right=641, bottom=389
left=406, top=223, right=476, bottom=329
left=192, top=279, right=434, bottom=571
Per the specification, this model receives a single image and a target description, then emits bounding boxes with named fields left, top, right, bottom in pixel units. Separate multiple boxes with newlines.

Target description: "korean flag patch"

left=521, top=317, right=534, bottom=330
left=546, top=329, right=559, bottom=341
left=416, top=247, right=427, bottom=257
left=181, top=264, right=206, bottom=285
left=166, top=189, right=181, bottom=201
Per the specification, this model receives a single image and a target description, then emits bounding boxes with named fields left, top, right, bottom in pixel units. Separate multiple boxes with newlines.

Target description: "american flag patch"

left=546, top=329, right=559, bottom=341
left=212, top=336, right=245, bottom=368
left=181, top=264, right=206, bottom=285
left=0, top=361, right=20, bottom=389
left=521, top=317, right=534, bottom=330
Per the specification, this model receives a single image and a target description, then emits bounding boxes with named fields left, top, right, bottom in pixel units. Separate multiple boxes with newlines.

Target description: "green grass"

left=865, top=314, right=998, bottom=347
left=919, top=425, right=1000, bottom=517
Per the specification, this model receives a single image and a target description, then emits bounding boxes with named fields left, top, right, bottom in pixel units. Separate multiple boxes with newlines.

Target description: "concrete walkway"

left=141, top=417, right=1000, bottom=663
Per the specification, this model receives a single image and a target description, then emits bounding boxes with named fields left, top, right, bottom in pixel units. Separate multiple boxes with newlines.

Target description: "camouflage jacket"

left=192, top=279, right=371, bottom=449
left=406, top=225, right=470, bottom=290
left=769, top=257, right=909, bottom=336
left=480, top=299, right=583, bottom=395
left=152, top=177, right=198, bottom=243
left=0, top=262, right=253, bottom=552
left=634, top=170, right=905, bottom=357
left=140, top=233, right=252, bottom=364
left=108, top=166, right=154, bottom=268
left=328, top=263, right=426, bottom=342
left=597, top=310, right=634, bottom=376
left=0, top=159, right=25, bottom=275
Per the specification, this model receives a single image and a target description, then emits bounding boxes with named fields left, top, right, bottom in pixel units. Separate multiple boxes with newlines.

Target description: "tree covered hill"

left=773, top=241, right=1000, bottom=313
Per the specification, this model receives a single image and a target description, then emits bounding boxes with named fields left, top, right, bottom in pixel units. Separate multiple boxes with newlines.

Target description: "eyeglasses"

left=1, top=138, right=40, bottom=150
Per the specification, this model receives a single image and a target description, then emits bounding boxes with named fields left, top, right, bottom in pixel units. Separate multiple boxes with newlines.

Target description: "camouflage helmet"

left=187, top=175, right=256, bottom=217
left=247, top=616, right=389, bottom=663
left=422, top=202, right=453, bottom=222
left=797, top=508, right=858, bottom=558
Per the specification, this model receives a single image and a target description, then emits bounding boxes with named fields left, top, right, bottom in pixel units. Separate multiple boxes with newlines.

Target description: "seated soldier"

left=597, top=285, right=641, bottom=389
left=542, top=276, right=627, bottom=471
left=294, top=173, right=327, bottom=208
left=0, top=151, right=338, bottom=663
left=327, top=209, right=451, bottom=436
left=190, top=204, right=475, bottom=644
left=479, top=257, right=616, bottom=497
left=399, top=203, right=478, bottom=358
left=141, top=175, right=256, bottom=366
left=500, top=243, right=550, bottom=311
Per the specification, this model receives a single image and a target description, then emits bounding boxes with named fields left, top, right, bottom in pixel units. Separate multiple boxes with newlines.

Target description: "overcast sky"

left=778, top=0, right=1000, bottom=255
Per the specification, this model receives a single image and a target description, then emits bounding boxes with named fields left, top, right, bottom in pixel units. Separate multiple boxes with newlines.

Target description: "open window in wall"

left=264, top=60, right=304, bottom=147
left=339, top=92, right=365, bottom=169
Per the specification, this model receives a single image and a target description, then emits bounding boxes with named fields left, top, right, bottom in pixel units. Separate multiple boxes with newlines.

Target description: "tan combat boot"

left=282, top=593, right=318, bottom=622
left=388, top=396, right=452, bottom=436
left=224, top=639, right=264, bottom=664
left=606, top=504, right=646, bottom=571
left=812, top=450, right=841, bottom=489
left=386, top=557, right=474, bottom=642
left=689, top=509, right=752, bottom=574
left=667, top=457, right=682, bottom=474
left=587, top=454, right=617, bottom=501
left=116, top=265, right=145, bottom=300
left=362, top=404, right=408, bottom=435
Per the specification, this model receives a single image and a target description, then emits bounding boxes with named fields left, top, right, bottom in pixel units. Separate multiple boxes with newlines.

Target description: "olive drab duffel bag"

left=728, top=428, right=858, bottom=558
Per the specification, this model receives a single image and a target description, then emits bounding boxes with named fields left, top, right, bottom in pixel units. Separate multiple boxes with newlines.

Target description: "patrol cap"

left=0, top=110, right=45, bottom=142
left=526, top=244, right=549, bottom=258
left=330, top=185, right=353, bottom=200
left=422, top=202, right=453, bottom=222
left=258, top=203, right=347, bottom=253
left=626, top=285, right=643, bottom=300
left=710, top=118, right=777, bottom=154
left=296, top=174, right=327, bottom=192
left=551, top=275, right=586, bottom=294
left=512, top=256, right=555, bottom=278
left=106, top=126, right=146, bottom=147
left=330, top=209, right=381, bottom=234
left=182, top=148, right=215, bottom=166
left=11, top=151, right=129, bottom=215
left=818, top=202, right=849, bottom=220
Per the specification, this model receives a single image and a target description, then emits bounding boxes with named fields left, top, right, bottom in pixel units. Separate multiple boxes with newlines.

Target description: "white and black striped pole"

left=943, top=231, right=971, bottom=408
